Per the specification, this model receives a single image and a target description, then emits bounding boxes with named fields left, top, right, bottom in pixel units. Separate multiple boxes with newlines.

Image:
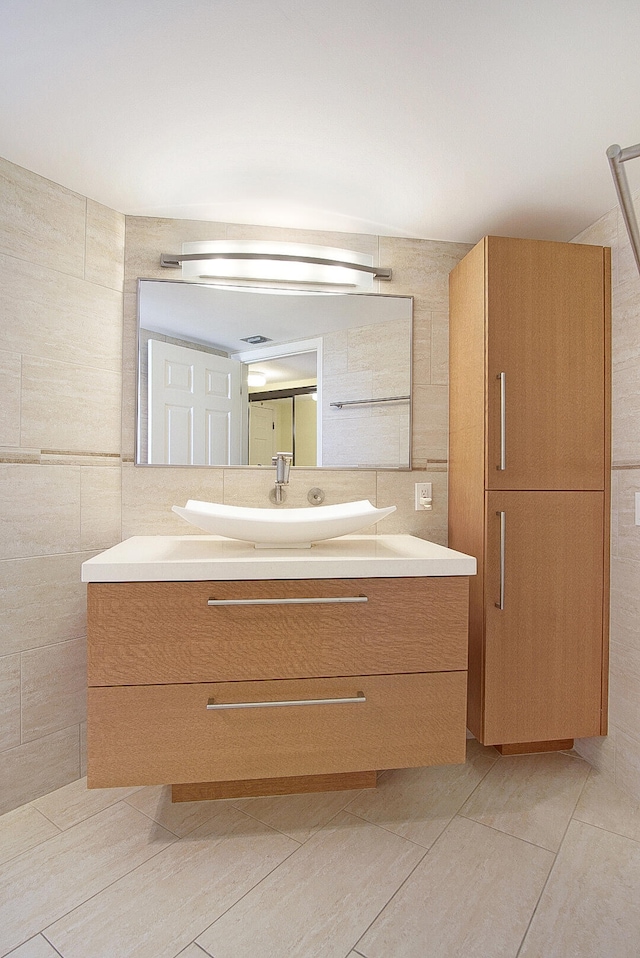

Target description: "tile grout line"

left=40, top=931, right=65, bottom=957
left=455, top=812, right=563, bottom=854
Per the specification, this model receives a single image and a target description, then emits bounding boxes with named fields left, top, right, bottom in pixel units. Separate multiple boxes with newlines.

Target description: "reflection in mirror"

left=137, top=280, right=412, bottom=469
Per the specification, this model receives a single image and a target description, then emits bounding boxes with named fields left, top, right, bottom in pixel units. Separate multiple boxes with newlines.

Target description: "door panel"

left=485, top=237, right=606, bottom=490
left=483, top=491, right=604, bottom=744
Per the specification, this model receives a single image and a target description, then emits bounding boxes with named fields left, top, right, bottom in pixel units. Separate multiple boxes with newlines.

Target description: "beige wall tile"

left=80, top=465, right=121, bottom=551
left=609, top=641, right=640, bottom=738
left=378, top=236, right=472, bottom=308
left=0, top=252, right=123, bottom=372
left=222, top=466, right=377, bottom=510
left=519, top=820, right=640, bottom=958
left=0, top=552, right=88, bottom=656
left=0, top=465, right=81, bottom=560
left=431, top=309, right=449, bottom=385
left=21, top=638, right=87, bottom=743
left=0, top=726, right=79, bottom=815
left=615, top=472, right=640, bottom=562
left=46, top=806, right=297, bottom=958
left=0, top=654, right=21, bottom=751
left=612, top=277, right=640, bottom=372
left=376, top=468, right=447, bottom=543
left=571, top=206, right=618, bottom=286
left=346, top=739, right=498, bottom=848
left=0, top=349, right=21, bottom=446
left=411, top=303, right=431, bottom=385
left=411, top=384, right=448, bottom=462
left=0, top=156, right=86, bottom=278
left=616, top=728, right=640, bottom=800
left=85, top=200, right=125, bottom=291
left=0, top=802, right=176, bottom=956
left=612, top=364, right=640, bottom=464
left=574, top=768, right=640, bottom=843
left=610, top=557, right=640, bottom=654
left=358, top=815, right=553, bottom=958
left=21, top=357, right=121, bottom=454
left=617, top=205, right=640, bottom=291
left=121, top=463, right=224, bottom=537
left=611, top=468, right=619, bottom=556
left=460, top=751, right=591, bottom=851
left=124, top=215, right=227, bottom=293
left=0, top=804, right=60, bottom=867
left=33, top=776, right=140, bottom=830
left=196, top=810, right=424, bottom=958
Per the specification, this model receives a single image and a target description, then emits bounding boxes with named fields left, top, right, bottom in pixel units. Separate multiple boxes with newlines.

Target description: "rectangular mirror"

left=136, top=280, right=412, bottom=469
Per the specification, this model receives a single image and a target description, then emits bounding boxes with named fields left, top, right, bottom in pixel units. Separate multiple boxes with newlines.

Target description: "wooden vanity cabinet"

left=449, top=235, right=610, bottom=749
left=87, top=575, right=470, bottom=799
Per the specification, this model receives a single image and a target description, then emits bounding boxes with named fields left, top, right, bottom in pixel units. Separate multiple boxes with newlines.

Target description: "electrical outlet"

left=415, top=481, right=433, bottom=511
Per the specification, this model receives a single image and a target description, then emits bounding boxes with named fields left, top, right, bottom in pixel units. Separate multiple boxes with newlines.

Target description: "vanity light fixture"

left=247, top=372, right=267, bottom=388
left=160, top=240, right=392, bottom=290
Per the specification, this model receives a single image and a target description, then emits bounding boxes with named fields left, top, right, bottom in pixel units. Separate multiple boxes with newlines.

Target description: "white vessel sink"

left=171, top=499, right=396, bottom=548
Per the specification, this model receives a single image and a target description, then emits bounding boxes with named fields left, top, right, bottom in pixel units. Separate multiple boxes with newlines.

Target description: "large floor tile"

left=45, top=805, right=297, bottom=958
left=232, top=787, right=363, bottom=843
left=6, top=936, right=61, bottom=958
left=459, top=751, right=590, bottom=850
left=196, top=810, right=425, bottom=958
left=125, top=786, right=222, bottom=837
left=346, top=739, right=498, bottom=847
left=33, top=776, right=141, bottom=830
left=519, top=819, right=640, bottom=958
left=358, top=816, right=553, bottom=958
left=0, top=802, right=175, bottom=956
left=0, top=805, right=60, bottom=867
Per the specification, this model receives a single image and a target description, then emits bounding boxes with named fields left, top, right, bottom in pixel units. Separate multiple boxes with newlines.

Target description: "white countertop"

left=82, top=534, right=477, bottom=582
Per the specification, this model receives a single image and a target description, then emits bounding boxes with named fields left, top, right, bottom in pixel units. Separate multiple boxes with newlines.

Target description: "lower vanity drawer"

left=87, top=671, right=467, bottom=787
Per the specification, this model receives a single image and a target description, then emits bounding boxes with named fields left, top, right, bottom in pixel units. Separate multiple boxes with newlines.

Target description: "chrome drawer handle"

left=206, top=692, right=366, bottom=710
left=207, top=596, right=368, bottom=607
left=497, top=371, right=506, bottom=471
left=496, top=510, right=506, bottom=610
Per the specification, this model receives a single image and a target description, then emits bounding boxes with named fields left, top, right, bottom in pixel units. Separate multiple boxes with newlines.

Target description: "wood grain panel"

left=171, top=770, right=377, bottom=802
left=87, top=671, right=467, bottom=787
left=483, top=491, right=605, bottom=744
left=87, top=577, right=469, bottom=685
left=485, top=236, right=607, bottom=491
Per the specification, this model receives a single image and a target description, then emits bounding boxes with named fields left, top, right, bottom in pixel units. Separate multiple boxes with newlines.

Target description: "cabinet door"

left=483, top=491, right=605, bottom=744
left=485, top=237, right=608, bottom=491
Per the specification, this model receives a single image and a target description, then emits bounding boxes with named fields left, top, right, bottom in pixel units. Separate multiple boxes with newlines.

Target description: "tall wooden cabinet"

left=448, top=235, right=610, bottom=749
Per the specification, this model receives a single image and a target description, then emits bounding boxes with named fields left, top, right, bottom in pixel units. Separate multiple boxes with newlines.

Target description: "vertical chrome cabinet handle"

left=495, top=511, right=506, bottom=610
left=497, top=372, right=506, bottom=471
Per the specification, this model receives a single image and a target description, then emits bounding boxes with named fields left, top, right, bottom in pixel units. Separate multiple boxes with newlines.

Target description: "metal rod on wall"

left=607, top=142, right=640, bottom=276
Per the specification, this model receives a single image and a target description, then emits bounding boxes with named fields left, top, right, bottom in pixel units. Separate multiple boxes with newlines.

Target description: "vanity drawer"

left=87, top=671, right=467, bottom=787
left=88, top=577, right=469, bottom=685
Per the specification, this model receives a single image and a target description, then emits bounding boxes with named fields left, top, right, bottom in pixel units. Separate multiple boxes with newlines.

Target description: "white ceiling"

left=2, top=0, right=640, bottom=244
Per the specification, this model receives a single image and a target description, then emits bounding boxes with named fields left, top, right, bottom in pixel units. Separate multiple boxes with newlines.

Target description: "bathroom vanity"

left=82, top=534, right=475, bottom=801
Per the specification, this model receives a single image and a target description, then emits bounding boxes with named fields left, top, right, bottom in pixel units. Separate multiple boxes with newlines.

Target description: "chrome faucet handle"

left=272, top=452, right=293, bottom=485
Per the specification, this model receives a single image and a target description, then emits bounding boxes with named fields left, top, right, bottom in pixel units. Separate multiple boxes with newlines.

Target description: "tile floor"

left=1, top=741, right=640, bottom=957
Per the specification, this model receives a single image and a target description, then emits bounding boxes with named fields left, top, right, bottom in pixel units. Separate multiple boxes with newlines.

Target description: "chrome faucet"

left=271, top=451, right=293, bottom=503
